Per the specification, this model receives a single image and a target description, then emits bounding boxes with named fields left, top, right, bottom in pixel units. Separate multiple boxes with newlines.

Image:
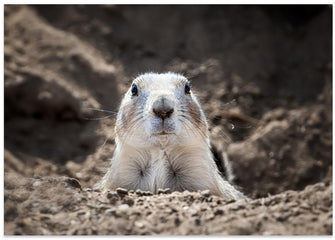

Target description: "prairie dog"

left=98, top=72, right=246, bottom=200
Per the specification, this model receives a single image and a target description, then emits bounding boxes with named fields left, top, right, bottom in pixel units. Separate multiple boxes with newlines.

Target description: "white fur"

left=98, top=72, right=246, bottom=200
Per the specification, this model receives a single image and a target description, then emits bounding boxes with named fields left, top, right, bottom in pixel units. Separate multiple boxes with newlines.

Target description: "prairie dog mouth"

left=153, top=131, right=172, bottom=136
left=150, top=119, right=176, bottom=136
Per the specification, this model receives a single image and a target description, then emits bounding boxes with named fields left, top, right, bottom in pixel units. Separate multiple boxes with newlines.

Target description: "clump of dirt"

left=4, top=5, right=332, bottom=235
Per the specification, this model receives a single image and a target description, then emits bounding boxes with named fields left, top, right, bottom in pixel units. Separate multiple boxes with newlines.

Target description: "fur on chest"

left=115, top=147, right=211, bottom=193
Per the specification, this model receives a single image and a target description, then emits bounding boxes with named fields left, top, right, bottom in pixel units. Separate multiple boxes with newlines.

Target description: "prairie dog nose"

left=152, top=97, right=174, bottom=120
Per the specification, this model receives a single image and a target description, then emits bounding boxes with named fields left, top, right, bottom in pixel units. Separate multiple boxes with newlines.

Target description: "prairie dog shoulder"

left=98, top=72, right=247, bottom=201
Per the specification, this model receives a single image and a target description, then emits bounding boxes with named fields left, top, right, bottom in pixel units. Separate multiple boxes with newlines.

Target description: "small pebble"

left=292, top=209, right=300, bottom=216
left=135, top=221, right=144, bottom=228
left=32, top=180, right=42, bottom=188
left=174, top=217, right=181, bottom=226
left=226, top=199, right=236, bottom=204
left=231, top=204, right=245, bottom=211
left=158, top=188, right=171, bottom=194
left=300, top=203, right=310, bottom=210
left=327, top=212, right=332, bottom=219
left=122, top=197, right=135, bottom=206
left=143, top=191, right=153, bottom=196
left=214, top=208, right=224, bottom=216
left=195, top=218, right=201, bottom=226
left=76, top=211, right=86, bottom=216
left=190, top=209, right=199, bottom=217
left=201, top=190, right=211, bottom=198
left=105, top=208, right=117, bottom=216
left=116, top=187, right=128, bottom=196
left=39, top=215, right=50, bottom=220
left=64, top=178, right=82, bottom=190
left=107, top=192, right=118, bottom=199
left=70, top=220, right=77, bottom=225
left=164, top=188, right=171, bottom=194
left=261, top=213, right=269, bottom=220
left=170, top=208, right=178, bottom=214
left=274, top=212, right=289, bottom=222
left=135, top=189, right=143, bottom=196
left=118, top=204, right=129, bottom=212
left=157, top=188, right=165, bottom=194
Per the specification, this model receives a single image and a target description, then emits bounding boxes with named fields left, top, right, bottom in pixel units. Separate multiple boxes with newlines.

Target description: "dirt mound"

left=4, top=5, right=332, bottom=235
left=228, top=104, right=332, bottom=198
left=4, top=174, right=332, bottom=235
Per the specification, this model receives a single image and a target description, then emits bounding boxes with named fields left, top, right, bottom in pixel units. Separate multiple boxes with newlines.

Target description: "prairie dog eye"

left=131, top=84, right=138, bottom=96
left=184, top=82, right=191, bottom=94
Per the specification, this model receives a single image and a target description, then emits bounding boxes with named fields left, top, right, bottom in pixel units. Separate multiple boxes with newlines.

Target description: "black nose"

left=153, top=108, right=174, bottom=120
left=152, top=98, right=174, bottom=120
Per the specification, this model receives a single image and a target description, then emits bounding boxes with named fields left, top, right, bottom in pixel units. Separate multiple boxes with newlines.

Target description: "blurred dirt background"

left=4, top=5, right=332, bottom=235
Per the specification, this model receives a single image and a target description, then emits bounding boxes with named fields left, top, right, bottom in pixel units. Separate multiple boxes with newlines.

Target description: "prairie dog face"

left=116, top=73, right=208, bottom=148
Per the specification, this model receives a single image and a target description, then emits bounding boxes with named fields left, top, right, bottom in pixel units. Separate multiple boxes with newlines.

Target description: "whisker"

left=123, top=117, right=145, bottom=143
left=81, top=115, right=115, bottom=121
left=96, top=134, right=112, bottom=155
left=117, top=112, right=145, bottom=142
left=223, top=98, right=236, bottom=106
left=86, top=107, right=118, bottom=114
left=179, top=114, right=207, bottom=140
left=80, top=107, right=119, bottom=121
left=178, top=116, right=193, bottom=139
left=227, top=120, right=254, bottom=129
left=211, top=127, right=232, bottom=145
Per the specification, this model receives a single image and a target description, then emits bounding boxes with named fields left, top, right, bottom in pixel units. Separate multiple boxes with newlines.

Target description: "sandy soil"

left=4, top=5, right=332, bottom=235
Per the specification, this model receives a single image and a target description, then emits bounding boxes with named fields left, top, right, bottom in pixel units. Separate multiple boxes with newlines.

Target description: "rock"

left=157, top=188, right=164, bottom=194
left=230, top=204, right=246, bottom=211
left=170, top=208, right=178, bottom=214
left=135, top=221, right=145, bottom=228
left=194, top=218, right=201, bottom=226
left=174, top=217, right=181, bottom=226
left=143, top=191, right=153, bottom=196
left=201, top=190, right=211, bottom=198
left=135, top=189, right=144, bottom=196
left=122, top=196, right=134, bottom=206
left=118, top=204, right=129, bottom=212
left=157, top=188, right=171, bottom=194
left=214, top=208, right=224, bottom=216
left=64, top=178, right=82, bottom=190
left=106, top=192, right=118, bottom=199
left=116, top=187, right=128, bottom=196
left=164, top=188, right=172, bottom=194
left=106, top=192, right=119, bottom=205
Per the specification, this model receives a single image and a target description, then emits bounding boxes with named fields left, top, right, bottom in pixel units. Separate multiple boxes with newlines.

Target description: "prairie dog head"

left=115, top=72, right=208, bottom=148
